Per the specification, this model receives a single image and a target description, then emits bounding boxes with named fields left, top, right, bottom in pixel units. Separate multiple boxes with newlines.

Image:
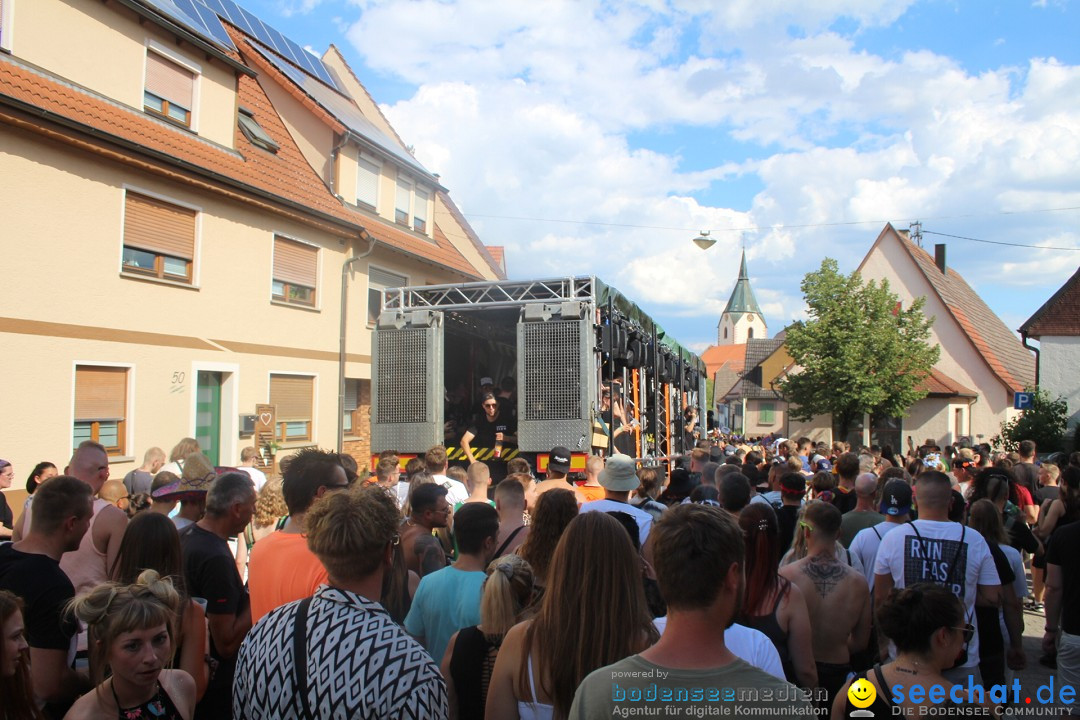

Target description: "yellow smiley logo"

left=847, top=678, right=877, bottom=709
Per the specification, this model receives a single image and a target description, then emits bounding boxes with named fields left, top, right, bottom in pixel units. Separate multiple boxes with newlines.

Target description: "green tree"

left=777, top=258, right=940, bottom=439
left=993, top=388, right=1068, bottom=452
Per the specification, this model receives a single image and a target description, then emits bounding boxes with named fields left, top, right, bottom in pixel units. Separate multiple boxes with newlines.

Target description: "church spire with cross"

left=717, top=250, right=767, bottom=345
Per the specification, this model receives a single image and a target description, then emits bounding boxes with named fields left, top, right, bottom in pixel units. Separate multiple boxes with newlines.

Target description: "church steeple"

left=717, top=250, right=767, bottom=344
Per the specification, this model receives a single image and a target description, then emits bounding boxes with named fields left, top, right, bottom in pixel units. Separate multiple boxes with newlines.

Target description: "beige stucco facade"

left=0, top=0, right=500, bottom=517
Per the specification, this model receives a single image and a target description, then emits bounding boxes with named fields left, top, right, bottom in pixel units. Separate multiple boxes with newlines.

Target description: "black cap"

left=548, top=446, right=571, bottom=474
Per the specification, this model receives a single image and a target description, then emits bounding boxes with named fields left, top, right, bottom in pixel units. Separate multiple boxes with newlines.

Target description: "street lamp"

left=692, top=230, right=715, bottom=250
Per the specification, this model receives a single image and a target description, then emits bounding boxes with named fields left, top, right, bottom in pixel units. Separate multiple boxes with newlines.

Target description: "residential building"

left=1019, top=266, right=1080, bottom=441
left=0, top=0, right=502, bottom=513
left=721, top=224, right=1034, bottom=448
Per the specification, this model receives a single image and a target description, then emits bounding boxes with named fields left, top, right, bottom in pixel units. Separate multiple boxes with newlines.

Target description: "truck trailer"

left=371, top=276, right=706, bottom=476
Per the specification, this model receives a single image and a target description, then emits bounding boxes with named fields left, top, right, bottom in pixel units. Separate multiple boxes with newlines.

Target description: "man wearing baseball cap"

left=531, top=446, right=584, bottom=506
left=579, top=454, right=652, bottom=546
left=848, top=477, right=911, bottom=592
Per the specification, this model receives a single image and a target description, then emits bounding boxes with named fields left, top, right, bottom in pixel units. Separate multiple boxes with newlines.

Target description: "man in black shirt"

left=830, top=452, right=860, bottom=515
left=180, top=471, right=256, bottom=719
left=461, top=392, right=517, bottom=482
left=0, top=476, right=94, bottom=718
left=1043, top=502, right=1080, bottom=715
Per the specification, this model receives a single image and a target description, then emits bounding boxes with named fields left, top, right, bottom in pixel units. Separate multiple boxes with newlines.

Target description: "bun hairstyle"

left=67, top=570, right=180, bottom=685
left=877, top=583, right=963, bottom=656
left=480, top=555, right=534, bottom=642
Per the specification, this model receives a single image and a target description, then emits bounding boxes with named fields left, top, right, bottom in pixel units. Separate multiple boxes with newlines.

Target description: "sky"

left=237, top=0, right=1079, bottom=355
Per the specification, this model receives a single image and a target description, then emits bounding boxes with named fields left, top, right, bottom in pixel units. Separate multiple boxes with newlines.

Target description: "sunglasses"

left=950, top=624, right=975, bottom=643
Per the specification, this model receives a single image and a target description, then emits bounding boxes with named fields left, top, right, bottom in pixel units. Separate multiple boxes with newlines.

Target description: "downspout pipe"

left=338, top=231, right=377, bottom=452
left=1021, top=331, right=1040, bottom=387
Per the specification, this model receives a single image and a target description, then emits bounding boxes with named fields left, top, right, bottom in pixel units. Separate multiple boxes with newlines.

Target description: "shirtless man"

left=780, top=501, right=870, bottom=710
left=399, top=483, right=451, bottom=578
left=530, top=446, right=585, bottom=506
left=493, top=477, right=530, bottom=556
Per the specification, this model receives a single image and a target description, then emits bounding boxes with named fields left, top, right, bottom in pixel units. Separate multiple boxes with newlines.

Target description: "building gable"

left=1020, top=266, right=1080, bottom=339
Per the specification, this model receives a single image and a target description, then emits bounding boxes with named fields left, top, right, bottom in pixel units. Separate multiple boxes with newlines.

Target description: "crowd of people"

left=1, top=433, right=1079, bottom=719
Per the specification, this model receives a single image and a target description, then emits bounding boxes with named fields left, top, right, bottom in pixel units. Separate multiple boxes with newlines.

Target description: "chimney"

left=934, top=243, right=946, bottom=274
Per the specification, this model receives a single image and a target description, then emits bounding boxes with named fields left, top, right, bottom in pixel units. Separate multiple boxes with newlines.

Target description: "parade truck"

left=370, top=276, right=707, bottom=476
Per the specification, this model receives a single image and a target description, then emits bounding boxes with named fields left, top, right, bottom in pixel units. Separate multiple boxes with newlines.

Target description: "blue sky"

left=236, top=0, right=1079, bottom=354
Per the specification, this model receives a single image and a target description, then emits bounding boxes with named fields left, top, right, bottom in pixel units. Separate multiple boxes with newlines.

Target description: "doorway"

left=196, top=371, right=222, bottom=466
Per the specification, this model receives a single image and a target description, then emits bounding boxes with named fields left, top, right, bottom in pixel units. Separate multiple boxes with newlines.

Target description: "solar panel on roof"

left=137, top=0, right=235, bottom=51
left=194, top=0, right=341, bottom=90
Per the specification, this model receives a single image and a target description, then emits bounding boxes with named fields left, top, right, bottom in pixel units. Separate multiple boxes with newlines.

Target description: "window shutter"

left=75, top=367, right=127, bottom=420
left=369, top=267, right=407, bottom=289
left=344, top=379, right=360, bottom=413
left=357, top=157, right=379, bottom=208
left=396, top=178, right=410, bottom=215
left=145, top=52, right=194, bottom=109
left=414, top=187, right=428, bottom=224
left=124, top=192, right=195, bottom=259
left=273, top=237, right=318, bottom=288
left=270, top=375, right=313, bottom=420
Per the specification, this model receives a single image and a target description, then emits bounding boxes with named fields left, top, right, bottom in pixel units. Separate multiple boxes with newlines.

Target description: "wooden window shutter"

left=146, top=52, right=194, bottom=109
left=124, top=192, right=195, bottom=259
left=273, top=237, right=318, bottom=288
left=270, top=375, right=313, bottom=420
left=75, top=367, right=127, bottom=420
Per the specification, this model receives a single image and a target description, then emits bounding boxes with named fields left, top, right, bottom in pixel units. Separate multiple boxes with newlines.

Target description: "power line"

left=459, top=205, right=1080, bottom=240
left=921, top=230, right=1080, bottom=252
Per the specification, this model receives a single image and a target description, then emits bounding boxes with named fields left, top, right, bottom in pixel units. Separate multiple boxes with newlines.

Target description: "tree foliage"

left=777, top=258, right=940, bottom=437
left=993, top=388, right=1068, bottom=453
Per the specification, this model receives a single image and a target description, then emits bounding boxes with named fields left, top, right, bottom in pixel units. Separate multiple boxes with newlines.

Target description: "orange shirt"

left=247, top=531, right=329, bottom=623
left=578, top=485, right=607, bottom=503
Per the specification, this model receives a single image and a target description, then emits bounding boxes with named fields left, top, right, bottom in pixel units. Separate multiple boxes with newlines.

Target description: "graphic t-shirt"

left=874, top=520, right=1000, bottom=668
left=569, top=655, right=809, bottom=718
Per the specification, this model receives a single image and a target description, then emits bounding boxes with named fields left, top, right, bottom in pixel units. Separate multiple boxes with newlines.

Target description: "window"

left=144, top=51, right=194, bottom=127
left=272, top=236, right=318, bottom=307
left=368, top=267, right=408, bottom=325
left=413, top=187, right=429, bottom=234
left=357, top=155, right=380, bottom=209
left=395, top=177, right=411, bottom=225
left=343, top=378, right=370, bottom=436
left=269, top=374, right=313, bottom=442
left=123, top=192, right=195, bottom=283
left=237, top=107, right=279, bottom=153
left=747, top=327, right=754, bottom=339
left=870, top=412, right=901, bottom=452
left=758, top=402, right=775, bottom=425
left=74, top=366, right=128, bottom=456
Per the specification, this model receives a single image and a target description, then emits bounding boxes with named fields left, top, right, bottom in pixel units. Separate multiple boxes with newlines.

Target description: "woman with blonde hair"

left=160, top=439, right=201, bottom=478
left=64, top=571, right=196, bottom=719
left=1, top=590, right=44, bottom=720
left=442, top=555, right=534, bottom=720
left=234, top=479, right=288, bottom=578
left=487, top=512, right=659, bottom=719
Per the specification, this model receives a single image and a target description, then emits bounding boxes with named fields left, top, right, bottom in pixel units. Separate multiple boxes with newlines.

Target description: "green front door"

left=196, top=371, right=222, bottom=466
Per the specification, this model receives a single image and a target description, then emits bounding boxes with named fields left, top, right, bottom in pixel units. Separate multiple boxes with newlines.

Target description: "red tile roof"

left=0, top=48, right=484, bottom=278
left=1020, top=266, right=1080, bottom=338
left=487, top=246, right=505, bottom=269
left=917, top=368, right=977, bottom=398
left=867, top=226, right=1036, bottom=394
left=702, top=344, right=747, bottom=380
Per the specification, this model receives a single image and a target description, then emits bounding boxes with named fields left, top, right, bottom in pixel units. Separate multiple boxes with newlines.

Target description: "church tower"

left=717, top=251, right=767, bottom=345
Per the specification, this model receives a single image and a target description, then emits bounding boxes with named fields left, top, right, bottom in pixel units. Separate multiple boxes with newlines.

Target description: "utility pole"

left=909, top=221, right=923, bottom=247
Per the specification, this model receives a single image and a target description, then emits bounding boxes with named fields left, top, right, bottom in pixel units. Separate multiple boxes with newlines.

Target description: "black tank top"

left=741, top=578, right=795, bottom=683
left=448, top=626, right=501, bottom=720
left=110, top=680, right=183, bottom=719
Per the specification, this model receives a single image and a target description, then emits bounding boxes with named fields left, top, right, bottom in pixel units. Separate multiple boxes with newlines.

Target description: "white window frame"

left=367, top=263, right=409, bottom=327
left=266, top=372, right=318, bottom=446
left=270, top=232, right=322, bottom=311
left=356, top=151, right=381, bottom=210
left=70, top=361, right=135, bottom=463
left=143, top=39, right=202, bottom=133
left=119, top=184, right=202, bottom=288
